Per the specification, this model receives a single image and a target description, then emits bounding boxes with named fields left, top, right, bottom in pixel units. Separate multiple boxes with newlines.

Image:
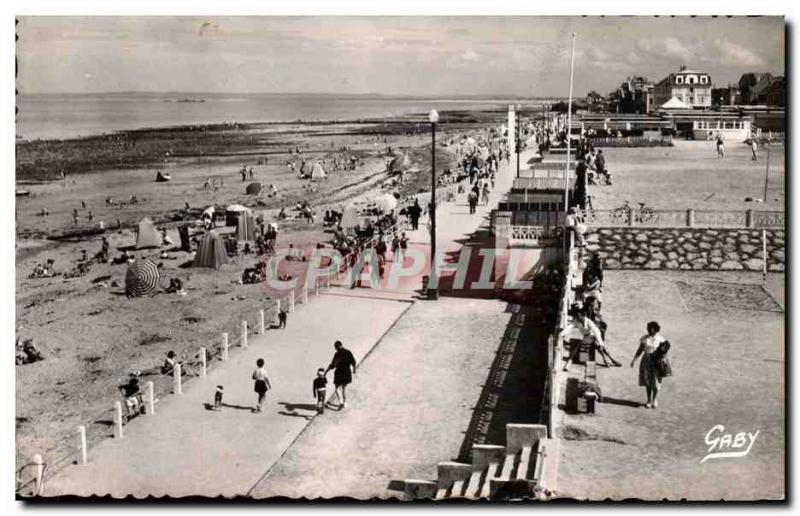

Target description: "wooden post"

left=241, top=320, right=248, bottom=348
left=221, top=332, right=229, bottom=361
left=32, top=454, right=44, bottom=496
left=200, top=347, right=207, bottom=377
left=77, top=426, right=87, bottom=465
left=274, top=300, right=281, bottom=326
left=114, top=401, right=124, bottom=439
left=259, top=309, right=265, bottom=335
left=315, top=280, right=320, bottom=296
left=145, top=381, right=155, bottom=415
left=173, top=363, right=182, bottom=395
left=687, top=209, right=695, bottom=227
left=746, top=209, right=754, bottom=228
left=762, top=229, right=768, bottom=285
left=763, top=145, right=770, bottom=201
left=289, top=290, right=295, bottom=312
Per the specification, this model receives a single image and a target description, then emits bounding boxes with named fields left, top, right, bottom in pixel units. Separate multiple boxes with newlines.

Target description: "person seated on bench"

left=582, top=270, right=602, bottom=310
left=563, top=304, right=621, bottom=371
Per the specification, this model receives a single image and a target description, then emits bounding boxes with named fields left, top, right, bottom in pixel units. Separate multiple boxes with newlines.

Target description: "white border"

left=3, top=3, right=796, bottom=515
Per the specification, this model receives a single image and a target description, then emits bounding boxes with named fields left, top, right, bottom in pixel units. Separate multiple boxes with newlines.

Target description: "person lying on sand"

left=161, top=228, right=174, bottom=247
left=16, top=338, right=44, bottom=365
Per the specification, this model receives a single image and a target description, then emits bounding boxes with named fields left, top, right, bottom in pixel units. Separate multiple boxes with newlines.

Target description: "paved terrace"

left=45, top=142, right=543, bottom=498
left=555, top=269, right=784, bottom=500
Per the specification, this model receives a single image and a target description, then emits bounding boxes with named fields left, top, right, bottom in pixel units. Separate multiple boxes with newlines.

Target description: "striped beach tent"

left=236, top=213, right=256, bottom=241
left=192, top=231, right=229, bottom=270
left=125, top=259, right=160, bottom=298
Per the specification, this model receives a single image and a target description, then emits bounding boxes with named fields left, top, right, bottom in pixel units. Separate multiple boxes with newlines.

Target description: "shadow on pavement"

left=454, top=296, right=554, bottom=463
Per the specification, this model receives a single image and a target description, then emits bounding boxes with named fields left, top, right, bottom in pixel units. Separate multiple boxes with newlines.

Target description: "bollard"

left=114, top=401, right=124, bottom=439
left=259, top=309, right=265, bottom=335
left=222, top=332, right=229, bottom=361
left=77, top=426, right=88, bottom=465
left=687, top=208, right=695, bottom=228
left=200, top=347, right=207, bottom=377
left=274, top=299, right=281, bottom=326
left=173, top=363, right=182, bottom=395
left=146, top=381, right=155, bottom=415
left=32, top=453, right=44, bottom=496
left=241, top=320, right=248, bottom=348
left=289, top=290, right=295, bottom=312
left=315, top=281, right=320, bottom=296
left=302, top=286, right=309, bottom=304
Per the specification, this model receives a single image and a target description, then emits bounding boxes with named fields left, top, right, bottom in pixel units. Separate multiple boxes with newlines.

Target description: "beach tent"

left=192, top=231, right=229, bottom=270
left=225, top=204, right=251, bottom=227
left=374, top=193, right=398, bottom=213
left=340, top=203, right=361, bottom=231
left=388, top=153, right=412, bottom=174
left=125, top=258, right=160, bottom=298
left=178, top=224, right=191, bottom=252
left=660, top=96, right=691, bottom=110
left=246, top=182, right=262, bottom=195
left=135, top=217, right=161, bottom=249
left=310, top=162, right=327, bottom=181
left=236, top=213, right=256, bottom=241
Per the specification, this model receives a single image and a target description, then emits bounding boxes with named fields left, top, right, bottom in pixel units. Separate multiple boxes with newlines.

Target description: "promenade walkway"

left=45, top=141, right=536, bottom=499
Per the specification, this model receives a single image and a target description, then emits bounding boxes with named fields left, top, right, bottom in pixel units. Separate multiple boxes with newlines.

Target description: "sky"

left=16, top=16, right=785, bottom=97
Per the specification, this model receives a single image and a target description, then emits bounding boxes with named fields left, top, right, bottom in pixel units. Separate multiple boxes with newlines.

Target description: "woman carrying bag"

left=631, top=321, right=672, bottom=409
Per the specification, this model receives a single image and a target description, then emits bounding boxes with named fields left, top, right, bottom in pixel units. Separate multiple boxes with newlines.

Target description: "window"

left=688, top=76, right=696, bottom=84
left=700, top=76, right=708, bottom=84
left=675, top=76, right=684, bottom=85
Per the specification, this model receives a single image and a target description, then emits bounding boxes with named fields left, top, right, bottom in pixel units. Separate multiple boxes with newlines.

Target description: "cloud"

left=638, top=37, right=695, bottom=62
left=713, top=38, right=766, bottom=67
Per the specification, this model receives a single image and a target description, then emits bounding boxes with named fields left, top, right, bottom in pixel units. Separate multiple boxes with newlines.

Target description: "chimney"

left=679, top=65, right=687, bottom=72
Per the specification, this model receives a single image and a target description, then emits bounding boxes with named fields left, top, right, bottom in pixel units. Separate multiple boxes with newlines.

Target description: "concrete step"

left=478, top=462, right=500, bottom=499
left=498, top=452, right=517, bottom=480
left=516, top=445, right=533, bottom=481
left=450, top=479, right=466, bottom=498
left=463, top=469, right=484, bottom=499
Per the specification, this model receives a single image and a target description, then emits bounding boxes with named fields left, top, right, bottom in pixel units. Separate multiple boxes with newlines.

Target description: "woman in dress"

left=630, top=321, right=666, bottom=409
left=252, top=358, right=272, bottom=413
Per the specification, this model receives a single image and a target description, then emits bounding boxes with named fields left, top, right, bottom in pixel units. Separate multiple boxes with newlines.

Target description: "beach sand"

left=14, top=114, right=503, bottom=474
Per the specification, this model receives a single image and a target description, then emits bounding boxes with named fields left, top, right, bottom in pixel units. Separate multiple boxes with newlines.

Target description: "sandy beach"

left=14, top=109, right=510, bottom=473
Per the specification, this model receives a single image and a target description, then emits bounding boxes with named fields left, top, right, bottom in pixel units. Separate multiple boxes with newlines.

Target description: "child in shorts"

left=312, top=369, right=328, bottom=414
left=213, top=385, right=224, bottom=411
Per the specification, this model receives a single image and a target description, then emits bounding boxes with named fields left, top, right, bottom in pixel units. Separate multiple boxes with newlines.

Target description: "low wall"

left=585, top=227, right=785, bottom=271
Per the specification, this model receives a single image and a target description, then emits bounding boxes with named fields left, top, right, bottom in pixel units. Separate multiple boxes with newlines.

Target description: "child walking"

left=312, top=368, right=328, bottom=414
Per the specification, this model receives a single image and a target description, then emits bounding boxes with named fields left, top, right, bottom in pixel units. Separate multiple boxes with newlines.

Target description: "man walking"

left=325, top=341, right=357, bottom=409
left=408, top=199, right=422, bottom=231
left=751, top=139, right=758, bottom=161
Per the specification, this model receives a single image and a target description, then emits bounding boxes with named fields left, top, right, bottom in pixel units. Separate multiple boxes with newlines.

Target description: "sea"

left=15, top=92, right=538, bottom=142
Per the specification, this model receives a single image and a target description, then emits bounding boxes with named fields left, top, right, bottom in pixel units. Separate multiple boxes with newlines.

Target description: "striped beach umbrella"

left=125, top=259, right=160, bottom=298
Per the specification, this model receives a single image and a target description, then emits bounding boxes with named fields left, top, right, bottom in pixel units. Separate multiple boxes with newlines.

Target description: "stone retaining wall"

left=585, top=227, right=785, bottom=272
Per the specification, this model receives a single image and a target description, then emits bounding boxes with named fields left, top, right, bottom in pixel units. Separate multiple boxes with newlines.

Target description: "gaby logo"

left=701, top=425, right=759, bottom=464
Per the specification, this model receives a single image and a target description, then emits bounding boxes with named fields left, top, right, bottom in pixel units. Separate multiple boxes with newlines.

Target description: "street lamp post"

left=429, top=109, right=439, bottom=300
left=515, top=104, right=521, bottom=178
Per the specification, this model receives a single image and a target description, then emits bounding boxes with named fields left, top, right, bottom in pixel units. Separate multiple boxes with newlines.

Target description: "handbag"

left=655, top=341, right=673, bottom=377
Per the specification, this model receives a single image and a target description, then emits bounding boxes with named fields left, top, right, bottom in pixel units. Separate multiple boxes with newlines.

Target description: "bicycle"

left=635, top=202, right=655, bottom=224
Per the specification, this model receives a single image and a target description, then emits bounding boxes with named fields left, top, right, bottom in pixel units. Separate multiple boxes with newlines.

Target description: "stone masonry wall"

left=585, top=228, right=785, bottom=272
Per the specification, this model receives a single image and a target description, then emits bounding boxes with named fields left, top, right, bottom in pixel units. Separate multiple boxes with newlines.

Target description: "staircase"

left=403, top=424, right=559, bottom=501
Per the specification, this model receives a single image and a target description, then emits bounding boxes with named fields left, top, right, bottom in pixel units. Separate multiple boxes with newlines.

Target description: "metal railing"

left=587, top=208, right=783, bottom=229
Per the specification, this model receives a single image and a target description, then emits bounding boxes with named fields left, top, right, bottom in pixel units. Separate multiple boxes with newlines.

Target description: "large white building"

left=653, top=66, right=713, bottom=108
